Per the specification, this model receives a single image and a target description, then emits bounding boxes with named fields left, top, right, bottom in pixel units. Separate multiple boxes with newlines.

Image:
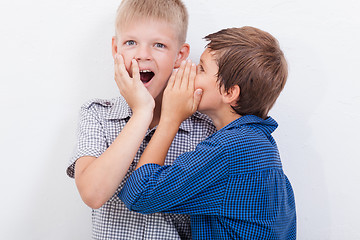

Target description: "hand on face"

left=114, top=54, right=155, bottom=114
left=161, top=60, right=203, bottom=125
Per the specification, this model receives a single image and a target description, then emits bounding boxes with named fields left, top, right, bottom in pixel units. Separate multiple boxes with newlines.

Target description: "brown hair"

left=205, top=26, right=288, bottom=119
left=115, top=0, right=188, bottom=44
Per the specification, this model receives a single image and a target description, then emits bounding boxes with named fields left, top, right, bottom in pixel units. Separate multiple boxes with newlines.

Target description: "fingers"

left=114, top=54, right=127, bottom=93
left=114, top=55, right=119, bottom=79
left=188, top=63, right=196, bottom=91
left=115, top=54, right=139, bottom=84
left=173, top=60, right=186, bottom=88
left=116, top=54, right=128, bottom=78
left=174, top=60, right=195, bottom=90
left=180, top=60, right=192, bottom=88
left=167, top=69, right=177, bottom=89
left=131, top=59, right=140, bottom=81
left=193, top=89, right=203, bottom=111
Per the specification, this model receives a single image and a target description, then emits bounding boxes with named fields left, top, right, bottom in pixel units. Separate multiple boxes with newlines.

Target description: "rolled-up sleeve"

left=118, top=139, right=228, bottom=215
left=67, top=104, right=108, bottom=178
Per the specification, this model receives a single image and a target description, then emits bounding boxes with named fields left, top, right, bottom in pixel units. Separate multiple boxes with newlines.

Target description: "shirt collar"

left=178, top=111, right=210, bottom=133
left=106, top=96, right=132, bottom=120
left=105, top=96, right=202, bottom=133
left=179, top=117, right=193, bottom=132
left=222, top=115, right=278, bottom=135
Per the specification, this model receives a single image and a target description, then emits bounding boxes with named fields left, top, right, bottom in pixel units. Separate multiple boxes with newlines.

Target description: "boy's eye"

left=125, top=40, right=136, bottom=46
left=197, top=65, right=205, bottom=73
left=155, top=43, right=165, bottom=48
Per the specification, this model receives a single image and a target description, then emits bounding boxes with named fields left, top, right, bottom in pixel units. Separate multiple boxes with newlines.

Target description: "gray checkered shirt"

left=67, top=96, right=216, bottom=240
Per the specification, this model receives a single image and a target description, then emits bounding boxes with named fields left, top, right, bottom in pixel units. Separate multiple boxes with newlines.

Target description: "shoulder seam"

left=82, top=98, right=116, bottom=109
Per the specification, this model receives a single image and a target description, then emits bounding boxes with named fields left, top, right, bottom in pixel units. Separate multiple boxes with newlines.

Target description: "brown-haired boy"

left=118, top=26, right=296, bottom=239
left=66, top=0, right=215, bottom=239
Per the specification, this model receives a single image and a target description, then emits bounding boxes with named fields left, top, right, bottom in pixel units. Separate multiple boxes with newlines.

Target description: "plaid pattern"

left=67, top=96, right=216, bottom=240
left=119, top=115, right=296, bottom=239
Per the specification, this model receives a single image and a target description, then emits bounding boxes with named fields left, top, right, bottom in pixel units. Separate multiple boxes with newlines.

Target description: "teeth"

left=140, top=70, right=152, bottom=73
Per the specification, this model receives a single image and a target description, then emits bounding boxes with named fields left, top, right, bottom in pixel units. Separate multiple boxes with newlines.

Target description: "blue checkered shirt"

left=119, top=115, right=296, bottom=239
left=67, top=96, right=216, bottom=240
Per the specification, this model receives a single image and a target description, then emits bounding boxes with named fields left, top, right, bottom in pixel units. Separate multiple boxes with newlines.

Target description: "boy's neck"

left=149, top=93, right=163, bottom=129
left=206, top=107, right=242, bottom=130
left=149, top=105, right=161, bottom=129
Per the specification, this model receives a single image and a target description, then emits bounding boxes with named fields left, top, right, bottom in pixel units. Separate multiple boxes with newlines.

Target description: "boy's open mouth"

left=140, top=70, right=155, bottom=84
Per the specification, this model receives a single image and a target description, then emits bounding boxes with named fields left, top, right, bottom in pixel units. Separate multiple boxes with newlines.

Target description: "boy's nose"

left=135, top=46, right=152, bottom=61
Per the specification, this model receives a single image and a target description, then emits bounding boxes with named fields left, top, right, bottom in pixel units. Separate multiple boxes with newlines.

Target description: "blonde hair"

left=115, top=0, right=188, bottom=44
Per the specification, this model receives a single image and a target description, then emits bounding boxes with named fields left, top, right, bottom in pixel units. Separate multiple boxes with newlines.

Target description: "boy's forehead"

left=200, top=48, right=219, bottom=70
left=118, top=16, right=176, bottom=33
left=116, top=17, right=183, bottom=46
left=201, top=48, right=217, bottom=61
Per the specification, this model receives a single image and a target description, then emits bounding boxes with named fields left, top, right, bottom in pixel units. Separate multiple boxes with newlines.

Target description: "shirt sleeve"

left=66, top=103, right=108, bottom=178
left=118, top=138, right=229, bottom=215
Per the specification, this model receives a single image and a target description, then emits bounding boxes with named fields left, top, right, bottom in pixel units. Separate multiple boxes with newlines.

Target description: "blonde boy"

left=67, top=0, right=215, bottom=239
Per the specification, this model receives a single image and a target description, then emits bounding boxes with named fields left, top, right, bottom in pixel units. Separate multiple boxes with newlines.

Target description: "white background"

left=0, top=0, right=359, bottom=239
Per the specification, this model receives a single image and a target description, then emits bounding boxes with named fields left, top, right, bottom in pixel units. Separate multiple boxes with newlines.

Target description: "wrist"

left=132, top=109, right=153, bottom=123
left=159, top=116, right=181, bottom=131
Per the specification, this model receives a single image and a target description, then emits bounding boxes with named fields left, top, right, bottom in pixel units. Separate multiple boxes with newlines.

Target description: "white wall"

left=0, top=0, right=359, bottom=239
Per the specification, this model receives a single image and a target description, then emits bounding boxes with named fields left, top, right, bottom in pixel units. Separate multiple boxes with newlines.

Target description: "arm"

left=135, top=60, right=202, bottom=169
left=119, top=138, right=228, bottom=215
left=75, top=56, right=154, bottom=209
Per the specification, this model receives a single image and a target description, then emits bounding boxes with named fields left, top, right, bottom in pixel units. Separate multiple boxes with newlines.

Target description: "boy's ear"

left=222, top=85, right=240, bottom=106
left=112, top=36, right=118, bottom=60
left=174, top=43, right=190, bottom=68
